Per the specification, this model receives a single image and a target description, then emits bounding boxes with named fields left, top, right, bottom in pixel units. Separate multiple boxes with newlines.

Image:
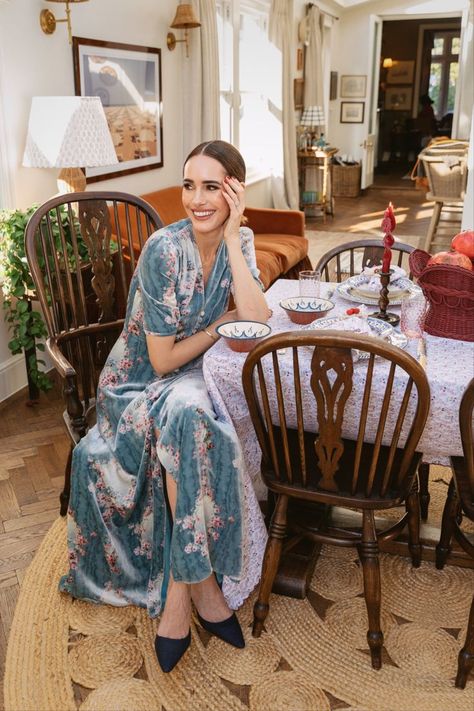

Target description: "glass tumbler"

left=299, top=270, right=321, bottom=298
left=400, top=293, right=427, bottom=339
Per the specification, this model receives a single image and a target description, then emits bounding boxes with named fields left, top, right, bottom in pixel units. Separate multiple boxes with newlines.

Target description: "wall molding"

left=0, top=353, right=27, bottom=403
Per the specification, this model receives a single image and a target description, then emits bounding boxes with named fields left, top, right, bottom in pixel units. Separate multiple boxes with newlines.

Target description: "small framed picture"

left=340, top=75, right=366, bottom=98
left=387, top=60, right=415, bottom=85
left=330, top=71, right=338, bottom=101
left=294, top=78, right=304, bottom=110
left=385, top=87, right=413, bottom=111
left=340, top=101, right=365, bottom=124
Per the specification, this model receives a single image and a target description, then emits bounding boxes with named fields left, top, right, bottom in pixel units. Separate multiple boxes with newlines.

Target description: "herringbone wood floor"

left=0, top=380, right=70, bottom=709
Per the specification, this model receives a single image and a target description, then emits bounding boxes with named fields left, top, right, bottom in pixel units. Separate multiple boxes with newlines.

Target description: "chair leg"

left=59, top=444, right=73, bottom=517
left=253, top=494, right=288, bottom=638
left=436, top=478, right=460, bottom=570
left=456, top=593, right=474, bottom=689
left=406, top=480, right=422, bottom=568
left=418, top=462, right=430, bottom=521
left=358, top=510, right=383, bottom=670
left=423, top=201, right=442, bottom=253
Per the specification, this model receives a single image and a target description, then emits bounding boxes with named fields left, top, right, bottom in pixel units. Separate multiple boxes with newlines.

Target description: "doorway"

left=374, top=16, right=462, bottom=190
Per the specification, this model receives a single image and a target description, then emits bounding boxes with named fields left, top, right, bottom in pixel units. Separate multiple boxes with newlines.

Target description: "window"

left=428, top=31, right=460, bottom=119
left=216, top=0, right=282, bottom=181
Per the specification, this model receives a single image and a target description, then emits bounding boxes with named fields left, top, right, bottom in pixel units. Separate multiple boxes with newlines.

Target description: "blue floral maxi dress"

left=59, top=219, right=263, bottom=617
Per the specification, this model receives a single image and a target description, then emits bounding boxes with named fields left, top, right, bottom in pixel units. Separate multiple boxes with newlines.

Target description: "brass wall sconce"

left=40, top=0, right=89, bottom=45
left=167, top=3, right=201, bottom=58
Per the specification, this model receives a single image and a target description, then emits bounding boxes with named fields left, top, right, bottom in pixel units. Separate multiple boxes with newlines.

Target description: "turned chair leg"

left=456, top=593, right=474, bottom=688
left=358, top=510, right=383, bottom=670
left=406, top=481, right=422, bottom=568
left=418, top=462, right=430, bottom=521
left=60, top=445, right=73, bottom=517
left=253, top=494, right=288, bottom=638
left=436, top=479, right=460, bottom=570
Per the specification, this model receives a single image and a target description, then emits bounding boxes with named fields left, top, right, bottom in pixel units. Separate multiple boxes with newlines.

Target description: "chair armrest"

left=46, top=338, right=76, bottom=378
left=47, top=338, right=88, bottom=440
left=244, top=207, right=305, bottom=237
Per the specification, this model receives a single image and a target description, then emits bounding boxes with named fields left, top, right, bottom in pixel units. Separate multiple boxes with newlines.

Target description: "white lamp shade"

left=300, top=105, right=325, bottom=128
left=23, top=96, right=118, bottom=168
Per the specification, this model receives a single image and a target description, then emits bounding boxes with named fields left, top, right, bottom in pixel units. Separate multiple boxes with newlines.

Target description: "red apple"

left=452, top=230, right=474, bottom=259
left=427, top=250, right=473, bottom=270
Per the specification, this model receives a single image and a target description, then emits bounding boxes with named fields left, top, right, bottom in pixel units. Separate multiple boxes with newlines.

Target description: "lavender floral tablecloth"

left=204, top=279, right=474, bottom=608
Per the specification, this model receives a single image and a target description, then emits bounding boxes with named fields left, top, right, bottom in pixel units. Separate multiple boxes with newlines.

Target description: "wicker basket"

left=332, top=163, right=361, bottom=198
left=419, top=144, right=468, bottom=200
left=409, top=249, right=474, bottom=341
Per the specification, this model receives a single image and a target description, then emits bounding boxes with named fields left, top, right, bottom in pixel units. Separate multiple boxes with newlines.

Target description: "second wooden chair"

left=242, top=331, right=430, bottom=669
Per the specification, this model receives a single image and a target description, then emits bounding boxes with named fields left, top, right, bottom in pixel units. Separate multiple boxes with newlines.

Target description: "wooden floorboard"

left=0, top=184, right=439, bottom=709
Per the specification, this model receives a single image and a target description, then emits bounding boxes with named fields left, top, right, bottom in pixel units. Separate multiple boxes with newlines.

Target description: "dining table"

left=203, top=278, right=474, bottom=609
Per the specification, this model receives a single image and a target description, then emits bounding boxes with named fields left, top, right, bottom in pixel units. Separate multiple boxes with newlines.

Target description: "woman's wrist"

left=204, top=327, right=220, bottom=343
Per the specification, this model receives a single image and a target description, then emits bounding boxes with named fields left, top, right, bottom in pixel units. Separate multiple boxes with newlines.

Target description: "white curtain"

left=269, top=0, right=299, bottom=210
left=182, top=0, right=221, bottom=159
left=303, top=5, right=324, bottom=114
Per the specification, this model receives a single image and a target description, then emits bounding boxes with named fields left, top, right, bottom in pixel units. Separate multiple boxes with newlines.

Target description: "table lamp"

left=300, top=105, right=325, bottom=150
left=23, top=96, right=118, bottom=193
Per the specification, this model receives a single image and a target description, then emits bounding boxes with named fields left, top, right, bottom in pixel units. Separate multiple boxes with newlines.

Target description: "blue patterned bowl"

left=279, top=297, right=335, bottom=325
left=216, top=320, right=272, bottom=352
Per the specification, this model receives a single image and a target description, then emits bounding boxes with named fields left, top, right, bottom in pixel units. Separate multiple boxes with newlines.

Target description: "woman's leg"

left=157, top=473, right=191, bottom=639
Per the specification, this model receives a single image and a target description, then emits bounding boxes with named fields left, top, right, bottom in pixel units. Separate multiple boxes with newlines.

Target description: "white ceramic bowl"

left=216, top=320, right=272, bottom=353
left=279, top=297, right=335, bottom=325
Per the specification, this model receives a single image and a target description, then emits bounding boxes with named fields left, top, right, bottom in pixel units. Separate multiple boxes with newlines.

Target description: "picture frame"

left=330, top=71, right=338, bottom=101
left=294, top=78, right=304, bottom=110
left=384, top=87, right=413, bottom=111
left=386, top=60, right=415, bottom=85
left=72, top=37, right=163, bottom=182
left=340, top=101, right=365, bottom=124
left=340, top=75, right=366, bottom=99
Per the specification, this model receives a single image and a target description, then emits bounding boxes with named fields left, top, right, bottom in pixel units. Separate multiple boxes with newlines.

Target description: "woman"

left=59, top=140, right=269, bottom=672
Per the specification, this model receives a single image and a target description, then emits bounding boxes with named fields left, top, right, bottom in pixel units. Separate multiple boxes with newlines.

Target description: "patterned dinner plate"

left=303, top=316, right=408, bottom=355
left=336, top=274, right=421, bottom=306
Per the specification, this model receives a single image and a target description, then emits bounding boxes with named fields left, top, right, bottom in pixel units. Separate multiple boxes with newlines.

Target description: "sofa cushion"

left=254, top=234, right=309, bottom=273
left=141, top=187, right=186, bottom=225
left=254, top=248, right=284, bottom=290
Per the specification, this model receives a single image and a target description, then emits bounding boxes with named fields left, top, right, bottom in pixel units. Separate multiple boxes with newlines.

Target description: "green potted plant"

left=0, top=204, right=87, bottom=400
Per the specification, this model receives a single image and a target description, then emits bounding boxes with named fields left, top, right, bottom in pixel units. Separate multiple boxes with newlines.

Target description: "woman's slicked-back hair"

left=184, top=140, right=246, bottom=182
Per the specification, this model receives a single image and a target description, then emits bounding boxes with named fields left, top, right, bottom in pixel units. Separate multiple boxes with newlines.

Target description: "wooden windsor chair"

left=315, top=239, right=432, bottom=522
left=24, top=191, right=163, bottom=515
left=314, top=238, right=416, bottom=283
left=435, top=377, right=474, bottom=689
left=242, top=331, right=430, bottom=669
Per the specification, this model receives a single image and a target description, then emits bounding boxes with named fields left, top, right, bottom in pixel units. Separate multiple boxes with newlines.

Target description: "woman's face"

left=182, top=154, right=230, bottom=238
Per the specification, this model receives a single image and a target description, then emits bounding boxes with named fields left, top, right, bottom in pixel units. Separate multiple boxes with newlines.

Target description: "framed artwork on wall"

left=72, top=37, right=163, bottom=183
left=330, top=71, right=338, bottom=101
left=340, top=75, right=366, bottom=99
left=384, top=87, right=413, bottom=111
left=294, top=78, right=304, bottom=110
left=340, top=101, right=365, bottom=124
left=386, top=60, right=415, bottom=85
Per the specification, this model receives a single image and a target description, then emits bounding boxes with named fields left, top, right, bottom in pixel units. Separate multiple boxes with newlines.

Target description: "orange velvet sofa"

left=121, top=186, right=311, bottom=289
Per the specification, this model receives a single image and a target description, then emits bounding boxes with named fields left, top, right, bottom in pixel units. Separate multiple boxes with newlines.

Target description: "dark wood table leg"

left=272, top=500, right=328, bottom=599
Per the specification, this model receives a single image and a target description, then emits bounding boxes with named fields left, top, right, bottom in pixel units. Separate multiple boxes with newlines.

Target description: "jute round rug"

left=5, top=518, right=473, bottom=711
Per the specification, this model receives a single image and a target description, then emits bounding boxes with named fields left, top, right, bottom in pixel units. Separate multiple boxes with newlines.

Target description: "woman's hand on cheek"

left=222, top=177, right=245, bottom=244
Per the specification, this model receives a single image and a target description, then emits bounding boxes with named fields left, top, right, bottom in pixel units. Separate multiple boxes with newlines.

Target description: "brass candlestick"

left=370, top=269, right=400, bottom=326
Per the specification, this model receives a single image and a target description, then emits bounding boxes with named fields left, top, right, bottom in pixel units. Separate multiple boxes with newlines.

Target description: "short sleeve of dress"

left=137, top=233, right=180, bottom=336
left=236, top=227, right=264, bottom=292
